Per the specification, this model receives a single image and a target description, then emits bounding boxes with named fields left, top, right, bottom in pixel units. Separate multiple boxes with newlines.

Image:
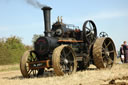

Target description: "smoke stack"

left=41, top=6, right=52, bottom=37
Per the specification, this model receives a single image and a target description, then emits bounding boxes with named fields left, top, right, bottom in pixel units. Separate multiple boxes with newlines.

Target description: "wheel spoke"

left=63, top=65, right=69, bottom=73
left=102, top=53, right=105, bottom=55
left=103, top=56, right=108, bottom=67
left=68, top=60, right=74, bottom=68
left=85, top=27, right=91, bottom=32
left=109, top=50, right=115, bottom=53
left=65, top=50, right=72, bottom=58
left=33, top=70, right=37, bottom=76
left=107, top=58, right=113, bottom=65
left=89, top=22, right=93, bottom=30
left=60, top=58, right=65, bottom=65
left=102, top=47, right=105, bottom=52
left=103, top=55, right=107, bottom=61
left=67, top=65, right=72, bottom=73
left=28, top=58, right=32, bottom=62
left=86, top=32, right=92, bottom=37
left=103, top=61, right=108, bottom=68
left=106, top=41, right=111, bottom=48
left=102, top=51, right=105, bottom=55
left=103, top=42, right=107, bottom=48
left=66, top=65, right=70, bottom=71
left=102, top=54, right=113, bottom=68
left=60, top=54, right=65, bottom=59
left=61, top=64, right=65, bottom=71
left=102, top=56, right=105, bottom=60
left=62, top=49, right=66, bottom=57
left=104, top=55, right=113, bottom=66
left=33, top=70, right=35, bottom=76
left=27, top=69, right=32, bottom=76
left=68, top=60, right=74, bottom=64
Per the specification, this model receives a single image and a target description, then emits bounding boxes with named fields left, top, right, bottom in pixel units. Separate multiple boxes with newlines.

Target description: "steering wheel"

left=83, top=20, right=97, bottom=44
left=99, top=32, right=108, bottom=37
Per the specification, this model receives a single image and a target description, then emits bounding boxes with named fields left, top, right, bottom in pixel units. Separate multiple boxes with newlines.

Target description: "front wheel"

left=20, top=50, right=44, bottom=78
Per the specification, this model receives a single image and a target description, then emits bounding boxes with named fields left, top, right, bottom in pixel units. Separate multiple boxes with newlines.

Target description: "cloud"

left=85, top=10, right=128, bottom=21
left=63, top=10, right=128, bottom=25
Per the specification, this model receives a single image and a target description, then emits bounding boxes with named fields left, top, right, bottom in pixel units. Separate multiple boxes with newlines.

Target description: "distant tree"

left=25, top=45, right=33, bottom=50
left=5, top=36, right=24, bottom=49
left=0, top=36, right=26, bottom=65
left=32, top=34, right=43, bottom=44
left=0, top=38, right=11, bottom=64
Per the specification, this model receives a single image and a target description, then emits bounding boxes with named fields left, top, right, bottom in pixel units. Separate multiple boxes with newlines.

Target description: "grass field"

left=0, top=64, right=19, bottom=72
left=0, top=59, right=128, bottom=85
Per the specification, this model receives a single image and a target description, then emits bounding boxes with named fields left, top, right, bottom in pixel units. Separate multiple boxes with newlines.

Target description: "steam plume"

left=25, top=0, right=47, bottom=8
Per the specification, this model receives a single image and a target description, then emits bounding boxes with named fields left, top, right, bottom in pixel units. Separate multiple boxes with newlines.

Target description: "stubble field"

left=0, top=60, right=128, bottom=85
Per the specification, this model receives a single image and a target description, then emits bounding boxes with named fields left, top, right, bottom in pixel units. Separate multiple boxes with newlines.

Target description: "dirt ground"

left=0, top=62, right=128, bottom=85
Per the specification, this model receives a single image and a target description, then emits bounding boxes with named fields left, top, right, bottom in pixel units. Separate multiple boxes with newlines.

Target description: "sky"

left=0, top=0, right=128, bottom=50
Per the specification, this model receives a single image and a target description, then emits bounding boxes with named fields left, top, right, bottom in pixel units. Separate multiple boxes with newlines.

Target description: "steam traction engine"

left=20, top=7, right=117, bottom=78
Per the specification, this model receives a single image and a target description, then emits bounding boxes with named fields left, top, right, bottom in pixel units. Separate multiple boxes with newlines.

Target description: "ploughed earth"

left=0, top=61, right=128, bottom=85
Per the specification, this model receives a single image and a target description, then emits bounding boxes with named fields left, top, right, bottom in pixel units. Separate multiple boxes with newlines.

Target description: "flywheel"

left=52, top=45, right=77, bottom=76
left=83, top=20, right=97, bottom=44
left=93, top=37, right=117, bottom=69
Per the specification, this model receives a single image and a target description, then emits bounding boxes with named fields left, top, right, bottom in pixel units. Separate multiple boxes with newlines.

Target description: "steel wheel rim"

left=20, top=51, right=43, bottom=78
left=60, top=47, right=75, bottom=74
left=102, top=38, right=115, bottom=68
left=93, top=37, right=117, bottom=69
left=26, top=52, right=38, bottom=77
left=52, top=45, right=77, bottom=76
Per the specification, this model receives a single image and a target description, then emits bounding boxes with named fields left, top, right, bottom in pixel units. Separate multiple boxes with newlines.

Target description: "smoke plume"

left=25, top=0, right=47, bottom=8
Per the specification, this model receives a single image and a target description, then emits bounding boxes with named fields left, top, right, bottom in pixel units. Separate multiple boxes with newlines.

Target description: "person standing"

left=122, top=41, right=128, bottom=63
left=120, top=44, right=124, bottom=63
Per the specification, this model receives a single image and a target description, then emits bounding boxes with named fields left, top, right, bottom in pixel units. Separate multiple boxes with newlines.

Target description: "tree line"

left=0, top=36, right=31, bottom=65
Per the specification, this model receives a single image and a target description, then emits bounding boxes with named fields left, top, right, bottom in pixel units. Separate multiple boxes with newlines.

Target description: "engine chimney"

left=41, top=6, right=52, bottom=37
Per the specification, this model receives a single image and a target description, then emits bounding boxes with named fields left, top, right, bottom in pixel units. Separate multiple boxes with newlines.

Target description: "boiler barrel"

left=34, top=37, right=58, bottom=55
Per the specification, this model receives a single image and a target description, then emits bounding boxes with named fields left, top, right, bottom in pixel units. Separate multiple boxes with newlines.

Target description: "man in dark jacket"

left=122, top=41, right=128, bottom=63
left=120, top=45, right=124, bottom=63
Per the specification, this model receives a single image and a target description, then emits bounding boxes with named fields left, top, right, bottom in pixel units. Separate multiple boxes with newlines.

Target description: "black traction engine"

left=20, top=7, right=117, bottom=78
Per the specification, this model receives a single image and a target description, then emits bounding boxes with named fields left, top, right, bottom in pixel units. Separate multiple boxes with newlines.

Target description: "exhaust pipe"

left=41, top=6, right=52, bottom=37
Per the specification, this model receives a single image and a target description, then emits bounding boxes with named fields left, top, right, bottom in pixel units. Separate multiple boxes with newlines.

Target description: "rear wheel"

left=52, top=45, right=77, bottom=76
left=93, top=37, right=117, bottom=69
